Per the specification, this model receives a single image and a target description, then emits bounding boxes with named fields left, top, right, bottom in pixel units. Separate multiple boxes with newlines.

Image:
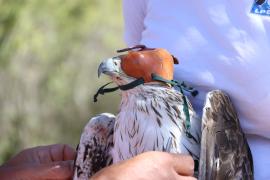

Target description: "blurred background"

left=0, top=0, right=124, bottom=164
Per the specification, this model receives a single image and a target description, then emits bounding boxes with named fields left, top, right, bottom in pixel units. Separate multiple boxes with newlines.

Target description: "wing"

left=162, top=89, right=201, bottom=175
left=180, top=95, right=201, bottom=176
left=199, top=90, right=253, bottom=180
left=73, top=113, right=115, bottom=180
left=162, top=89, right=201, bottom=168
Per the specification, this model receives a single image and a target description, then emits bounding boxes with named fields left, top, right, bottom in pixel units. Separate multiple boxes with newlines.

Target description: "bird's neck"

left=120, top=84, right=172, bottom=101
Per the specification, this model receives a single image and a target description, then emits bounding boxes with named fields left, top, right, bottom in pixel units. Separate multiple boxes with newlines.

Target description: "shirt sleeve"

left=122, top=0, right=146, bottom=46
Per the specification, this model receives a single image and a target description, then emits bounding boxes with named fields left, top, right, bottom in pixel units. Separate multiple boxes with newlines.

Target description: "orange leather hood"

left=119, top=46, right=178, bottom=83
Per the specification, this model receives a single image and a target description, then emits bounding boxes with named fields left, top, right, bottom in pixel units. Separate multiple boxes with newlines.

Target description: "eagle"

left=73, top=45, right=253, bottom=180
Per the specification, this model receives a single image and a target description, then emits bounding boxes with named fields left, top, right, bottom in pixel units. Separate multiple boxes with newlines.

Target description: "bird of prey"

left=73, top=45, right=253, bottom=180
left=73, top=45, right=201, bottom=179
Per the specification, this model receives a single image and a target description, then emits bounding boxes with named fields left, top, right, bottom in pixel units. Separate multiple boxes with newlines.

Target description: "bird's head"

left=98, top=45, right=179, bottom=87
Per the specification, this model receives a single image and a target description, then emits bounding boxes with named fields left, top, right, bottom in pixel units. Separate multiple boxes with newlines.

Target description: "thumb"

left=3, top=160, right=75, bottom=180
left=34, top=160, right=74, bottom=179
left=171, top=154, right=194, bottom=176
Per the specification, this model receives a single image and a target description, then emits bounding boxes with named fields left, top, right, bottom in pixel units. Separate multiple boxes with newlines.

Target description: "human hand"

left=92, top=151, right=196, bottom=180
left=0, top=144, right=76, bottom=180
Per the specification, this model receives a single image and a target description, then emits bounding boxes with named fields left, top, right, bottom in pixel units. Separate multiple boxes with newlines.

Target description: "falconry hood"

left=118, top=45, right=179, bottom=83
left=98, top=45, right=179, bottom=84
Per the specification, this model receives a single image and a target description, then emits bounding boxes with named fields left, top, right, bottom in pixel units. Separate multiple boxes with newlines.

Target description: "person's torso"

left=139, top=1, right=270, bottom=179
left=141, top=0, right=270, bottom=138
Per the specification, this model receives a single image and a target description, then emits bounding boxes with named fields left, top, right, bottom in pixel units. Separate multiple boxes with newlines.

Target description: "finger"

left=171, top=154, right=194, bottom=176
left=6, top=145, right=52, bottom=165
left=49, top=144, right=76, bottom=161
left=62, top=144, right=76, bottom=161
left=22, top=144, right=61, bottom=163
left=6, top=144, right=76, bottom=166
left=12, top=145, right=59, bottom=164
left=35, top=145, right=55, bottom=163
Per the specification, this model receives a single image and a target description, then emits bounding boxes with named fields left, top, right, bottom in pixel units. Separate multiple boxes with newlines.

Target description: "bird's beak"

left=98, top=57, right=121, bottom=78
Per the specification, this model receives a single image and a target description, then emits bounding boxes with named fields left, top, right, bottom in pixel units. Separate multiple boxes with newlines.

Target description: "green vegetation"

left=0, top=0, right=124, bottom=163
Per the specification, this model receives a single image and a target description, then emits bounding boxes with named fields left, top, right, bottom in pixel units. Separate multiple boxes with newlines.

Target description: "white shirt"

left=123, top=0, right=270, bottom=179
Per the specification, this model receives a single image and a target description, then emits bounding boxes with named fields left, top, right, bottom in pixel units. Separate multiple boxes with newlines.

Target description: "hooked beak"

left=98, top=57, right=122, bottom=78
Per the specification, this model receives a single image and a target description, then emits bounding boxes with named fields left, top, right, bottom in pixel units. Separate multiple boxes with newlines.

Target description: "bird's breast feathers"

left=111, top=85, right=201, bottom=163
